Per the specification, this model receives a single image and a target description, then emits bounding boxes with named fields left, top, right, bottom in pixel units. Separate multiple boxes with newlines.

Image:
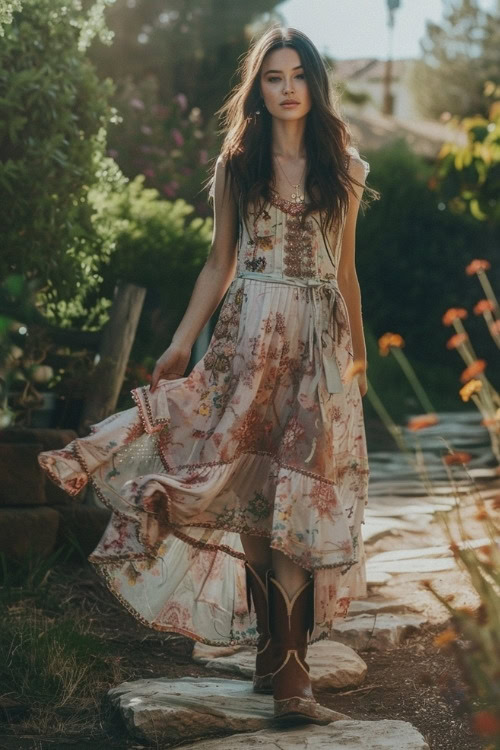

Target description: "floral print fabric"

left=38, top=147, right=371, bottom=646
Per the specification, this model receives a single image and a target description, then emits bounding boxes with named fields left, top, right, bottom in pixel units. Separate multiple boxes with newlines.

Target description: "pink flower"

left=143, top=168, right=155, bottom=178
left=162, top=181, right=179, bottom=198
left=171, top=128, right=184, bottom=147
left=130, top=97, right=145, bottom=110
left=175, top=93, right=188, bottom=111
left=199, top=149, right=208, bottom=165
left=141, top=125, right=153, bottom=135
left=107, top=149, right=118, bottom=159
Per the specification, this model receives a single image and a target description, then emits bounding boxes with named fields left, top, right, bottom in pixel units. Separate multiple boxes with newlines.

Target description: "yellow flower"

left=198, top=403, right=211, bottom=416
left=459, top=379, right=482, bottom=402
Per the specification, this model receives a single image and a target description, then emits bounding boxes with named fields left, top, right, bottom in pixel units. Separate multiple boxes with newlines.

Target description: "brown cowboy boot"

left=244, top=561, right=274, bottom=694
left=267, top=570, right=350, bottom=725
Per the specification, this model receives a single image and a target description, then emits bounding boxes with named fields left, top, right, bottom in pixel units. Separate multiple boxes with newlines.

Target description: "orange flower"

left=460, top=359, right=486, bottom=383
left=490, top=320, right=500, bottom=335
left=443, top=451, right=472, bottom=465
left=378, top=332, right=405, bottom=356
left=407, top=413, right=439, bottom=431
left=473, top=299, right=495, bottom=315
left=433, top=627, right=457, bottom=648
left=466, top=259, right=491, bottom=276
left=472, top=710, right=500, bottom=736
left=475, top=508, right=489, bottom=521
left=442, top=307, right=468, bottom=326
left=446, top=332, right=468, bottom=349
left=460, top=379, right=482, bottom=402
left=345, top=359, right=366, bottom=381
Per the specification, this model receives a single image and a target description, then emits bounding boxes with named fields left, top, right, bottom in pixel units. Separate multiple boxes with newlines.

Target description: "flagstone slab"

left=368, top=558, right=457, bottom=575
left=192, top=640, right=367, bottom=689
left=330, top=613, right=427, bottom=651
left=366, top=569, right=393, bottom=585
left=108, top=677, right=271, bottom=743
left=348, top=598, right=421, bottom=615
left=109, top=676, right=429, bottom=747
left=178, top=718, right=430, bottom=749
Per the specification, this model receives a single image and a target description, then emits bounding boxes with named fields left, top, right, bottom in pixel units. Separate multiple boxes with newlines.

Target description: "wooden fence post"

left=78, top=280, right=146, bottom=435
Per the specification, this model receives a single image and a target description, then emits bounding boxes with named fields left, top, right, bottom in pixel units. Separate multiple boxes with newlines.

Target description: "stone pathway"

left=109, top=676, right=429, bottom=748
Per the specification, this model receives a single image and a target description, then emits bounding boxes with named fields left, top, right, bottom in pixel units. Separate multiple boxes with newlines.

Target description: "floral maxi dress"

left=38, top=147, right=371, bottom=647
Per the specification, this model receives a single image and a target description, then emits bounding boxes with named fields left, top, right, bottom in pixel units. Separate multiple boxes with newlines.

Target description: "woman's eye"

left=268, top=74, right=305, bottom=82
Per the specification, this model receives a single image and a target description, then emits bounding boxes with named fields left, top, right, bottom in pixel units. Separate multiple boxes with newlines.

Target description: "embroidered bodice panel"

left=216, top=146, right=370, bottom=281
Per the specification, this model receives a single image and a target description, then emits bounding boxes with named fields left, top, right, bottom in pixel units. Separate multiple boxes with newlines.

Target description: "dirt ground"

left=0, top=559, right=487, bottom=750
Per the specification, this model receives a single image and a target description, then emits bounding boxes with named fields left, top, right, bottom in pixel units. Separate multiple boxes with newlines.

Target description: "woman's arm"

left=171, top=156, right=239, bottom=349
left=150, top=156, right=238, bottom=391
left=337, top=156, right=368, bottom=392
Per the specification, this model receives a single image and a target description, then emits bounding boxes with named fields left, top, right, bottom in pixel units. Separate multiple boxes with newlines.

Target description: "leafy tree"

left=0, top=0, right=120, bottom=328
left=411, top=0, right=500, bottom=119
left=431, top=96, right=500, bottom=227
left=89, top=0, right=287, bottom=129
left=0, top=0, right=21, bottom=35
left=356, top=140, right=498, bottom=377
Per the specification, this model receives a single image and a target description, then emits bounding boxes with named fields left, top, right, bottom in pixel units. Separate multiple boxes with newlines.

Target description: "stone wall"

left=0, top=428, right=111, bottom=562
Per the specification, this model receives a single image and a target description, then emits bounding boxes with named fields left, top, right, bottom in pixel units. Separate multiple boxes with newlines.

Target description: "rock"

left=367, top=557, right=457, bottom=575
left=348, top=599, right=420, bottom=616
left=192, top=640, right=367, bottom=689
left=0, top=443, right=46, bottom=506
left=366, top=569, right=392, bottom=585
left=0, top=427, right=82, bottom=504
left=330, top=613, right=427, bottom=651
left=108, top=677, right=272, bottom=743
left=109, top=677, right=430, bottom=748
left=0, top=506, right=60, bottom=559
left=366, top=537, right=499, bottom=576
left=179, top=720, right=430, bottom=749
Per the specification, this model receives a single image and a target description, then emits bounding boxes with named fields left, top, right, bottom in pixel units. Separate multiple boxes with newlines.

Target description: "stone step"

left=108, top=676, right=429, bottom=748
left=181, top=720, right=430, bottom=749
left=192, top=640, right=367, bottom=689
left=330, top=613, right=427, bottom=651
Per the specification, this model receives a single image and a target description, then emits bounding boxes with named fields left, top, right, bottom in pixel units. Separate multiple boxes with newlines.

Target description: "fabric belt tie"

left=235, top=271, right=344, bottom=395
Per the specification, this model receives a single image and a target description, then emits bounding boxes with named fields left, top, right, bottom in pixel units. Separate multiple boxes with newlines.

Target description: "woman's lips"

left=281, top=102, right=299, bottom=108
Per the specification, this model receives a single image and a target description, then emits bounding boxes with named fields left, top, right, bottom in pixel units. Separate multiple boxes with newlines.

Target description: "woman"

left=38, top=25, right=378, bottom=726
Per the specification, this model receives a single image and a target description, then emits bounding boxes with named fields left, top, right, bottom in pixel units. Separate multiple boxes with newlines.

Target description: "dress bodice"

left=210, top=145, right=369, bottom=283
left=237, top=192, right=341, bottom=281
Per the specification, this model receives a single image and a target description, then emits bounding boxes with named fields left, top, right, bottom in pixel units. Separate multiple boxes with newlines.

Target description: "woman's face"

left=259, top=47, right=312, bottom=121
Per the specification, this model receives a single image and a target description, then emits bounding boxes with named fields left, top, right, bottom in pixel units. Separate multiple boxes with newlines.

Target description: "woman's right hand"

left=149, top=343, right=192, bottom=393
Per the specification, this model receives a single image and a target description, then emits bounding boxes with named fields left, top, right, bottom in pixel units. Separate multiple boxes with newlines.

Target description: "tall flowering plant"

left=424, top=463, right=500, bottom=749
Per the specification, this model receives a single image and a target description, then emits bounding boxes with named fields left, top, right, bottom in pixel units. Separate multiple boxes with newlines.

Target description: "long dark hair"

left=206, top=24, right=379, bottom=240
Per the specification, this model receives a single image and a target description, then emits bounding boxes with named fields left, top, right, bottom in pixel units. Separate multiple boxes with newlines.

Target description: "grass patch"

left=0, top=548, right=125, bottom=738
